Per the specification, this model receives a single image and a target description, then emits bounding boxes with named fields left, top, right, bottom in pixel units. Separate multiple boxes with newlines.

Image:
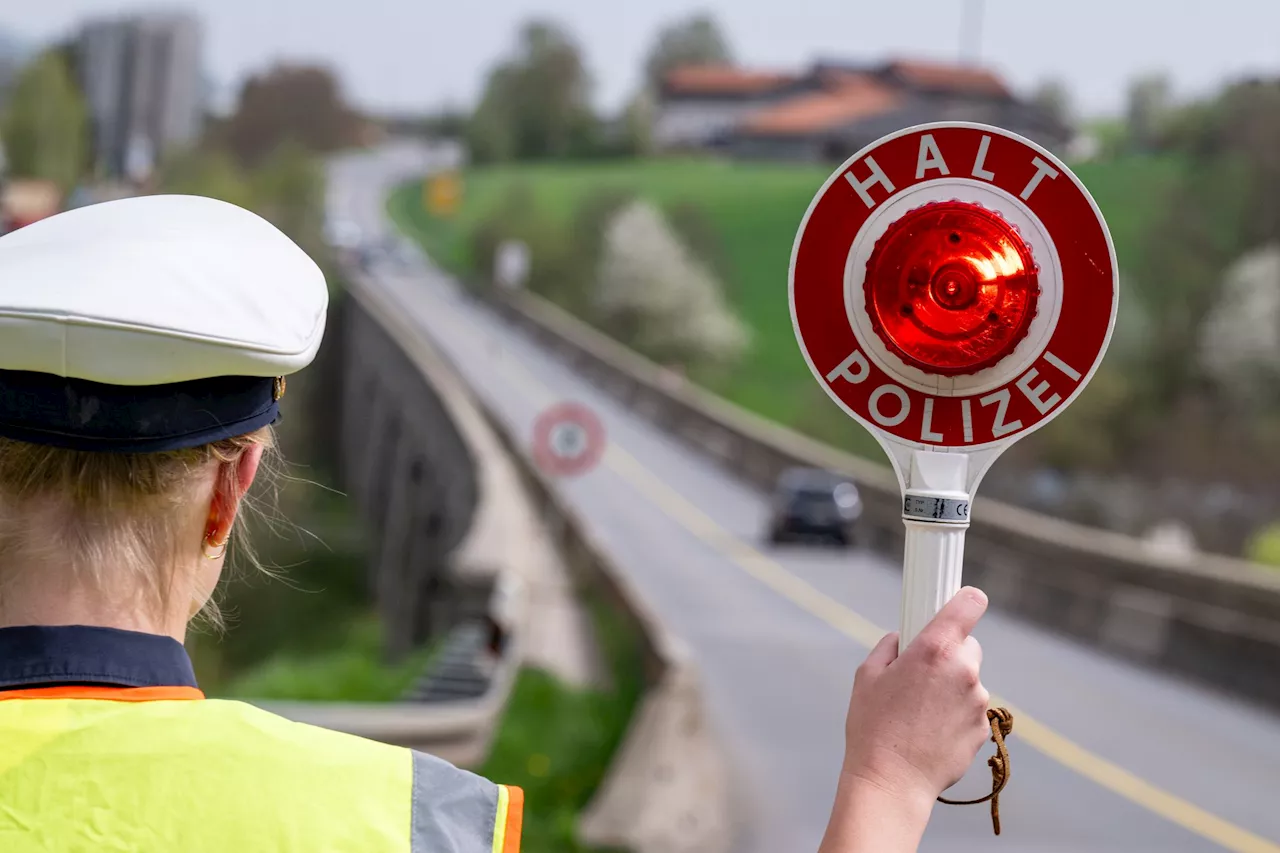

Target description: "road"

left=329, top=145, right=1280, bottom=853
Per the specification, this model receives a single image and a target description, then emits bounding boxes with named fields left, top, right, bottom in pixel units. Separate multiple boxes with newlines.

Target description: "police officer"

left=0, top=195, right=522, bottom=852
left=0, top=194, right=992, bottom=852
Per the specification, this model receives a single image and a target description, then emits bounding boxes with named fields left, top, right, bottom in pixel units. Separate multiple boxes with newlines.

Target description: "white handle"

left=899, top=518, right=968, bottom=654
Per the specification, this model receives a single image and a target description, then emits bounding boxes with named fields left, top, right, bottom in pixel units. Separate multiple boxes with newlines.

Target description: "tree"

left=618, top=89, right=656, bottom=156
left=158, top=146, right=255, bottom=210
left=0, top=50, right=88, bottom=191
left=158, top=140, right=326, bottom=261
left=595, top=199, right=749, bottom=370
left=219, top=64, right=364, bottom=168
left=251, top=140, right=327, bottom=257
left=643, top=13, right=733, bottom=91
left=1125, top=73, right=1172, bottom=153
left=1031, top=78, right=1073, bottom=129
left=467, top=20, right=597, bottom=163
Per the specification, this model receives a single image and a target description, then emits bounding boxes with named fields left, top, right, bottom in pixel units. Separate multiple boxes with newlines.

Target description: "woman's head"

left=0, top=194, right=328, bottom=638
left=0, top=428, right=274, bottom=637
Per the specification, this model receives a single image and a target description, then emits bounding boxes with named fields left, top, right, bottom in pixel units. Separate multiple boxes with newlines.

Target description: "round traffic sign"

left=531, top=402, right=605, bottom=477
left=790, top=122, right=1117, bottom=452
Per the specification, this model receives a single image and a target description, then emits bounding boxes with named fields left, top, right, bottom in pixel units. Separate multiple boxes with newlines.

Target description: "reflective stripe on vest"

left=0, top=689, right=523, bottom=852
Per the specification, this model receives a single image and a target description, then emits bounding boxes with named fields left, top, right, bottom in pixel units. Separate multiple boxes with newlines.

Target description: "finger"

left=859, top=631, right=900, bottom=674
left=919, top=587, right=988, bottom=645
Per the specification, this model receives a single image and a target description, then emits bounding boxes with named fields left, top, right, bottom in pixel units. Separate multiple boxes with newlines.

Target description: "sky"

left=3, top=0, right=1278, bottom=119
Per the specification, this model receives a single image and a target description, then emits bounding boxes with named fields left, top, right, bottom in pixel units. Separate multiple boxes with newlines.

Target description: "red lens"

left=863, top=201, right=1040, bottom=376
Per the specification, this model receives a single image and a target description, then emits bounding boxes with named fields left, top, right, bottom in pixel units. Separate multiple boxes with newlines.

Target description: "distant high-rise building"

left=77, top=11, right=203, bottom=179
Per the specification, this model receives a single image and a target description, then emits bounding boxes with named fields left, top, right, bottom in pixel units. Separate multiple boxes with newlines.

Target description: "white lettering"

left=1043, top=351, right=1082, bottom=381
left=1015, top=367, right=1061, bottom=415
left=920, top=397, right=944, bottom=442
left=844, top=156, right=896, bottom=209
left=869, top=384, right=910, bottom=427
left=915, top=134, right=950, bottom=180
left=980, top=388, right=1023, bottom=439
left=1020, top=156, right=1061, bottom=200
left=961, top=399, right=974, bottom=444
left=825, top=350, right=870, bottom=385
left=971, top=135, right=996, bottom=181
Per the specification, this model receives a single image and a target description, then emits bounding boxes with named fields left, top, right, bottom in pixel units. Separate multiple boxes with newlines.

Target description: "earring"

left=202, top=535, right=227, bottom=560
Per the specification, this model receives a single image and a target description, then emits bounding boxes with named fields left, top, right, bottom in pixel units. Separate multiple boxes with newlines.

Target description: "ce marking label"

left=902, top=495, right=970, bottom=523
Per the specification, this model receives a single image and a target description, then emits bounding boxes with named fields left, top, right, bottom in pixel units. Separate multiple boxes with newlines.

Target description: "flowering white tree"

left=1199, top=245, right=1280, bottom=408
left=594, top=199, right=749, bottom=369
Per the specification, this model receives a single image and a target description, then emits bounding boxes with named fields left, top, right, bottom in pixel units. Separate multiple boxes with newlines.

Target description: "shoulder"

left=410, top=750, right=523, bottom=853
left=202, top=701, right=524, bottom=851
left=197, top=699, right=409, bottom=767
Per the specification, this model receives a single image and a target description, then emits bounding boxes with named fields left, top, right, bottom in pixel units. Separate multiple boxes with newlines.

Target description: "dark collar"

left=0, top=625, right=199, bottom=690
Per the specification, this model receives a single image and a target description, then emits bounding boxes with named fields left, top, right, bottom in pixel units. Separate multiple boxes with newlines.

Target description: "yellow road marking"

left=423, top=280, right=1280, bottom=853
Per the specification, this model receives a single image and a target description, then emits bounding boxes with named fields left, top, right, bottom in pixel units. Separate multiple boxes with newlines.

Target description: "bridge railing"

left=483, top=288, right=1280, bottom=710
left=334, top=267, right=732, bottom=853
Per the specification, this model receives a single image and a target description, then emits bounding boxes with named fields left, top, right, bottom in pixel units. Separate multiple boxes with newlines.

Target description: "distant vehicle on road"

left=325, top=217, right=363, bottom=251
left=767, top=467, right=863, bottom=547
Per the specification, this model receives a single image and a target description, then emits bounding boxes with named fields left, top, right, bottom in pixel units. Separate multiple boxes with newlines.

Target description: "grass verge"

left=479, top=595, right=643, bottom=853
left=214, top=614, right=438, bottom=702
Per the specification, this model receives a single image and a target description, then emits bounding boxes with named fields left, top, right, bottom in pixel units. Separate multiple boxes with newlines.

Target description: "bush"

left=665, top=200, right=734, bottom=299
left=594, top=199, right=749, bottom=371
left=467, top=183, right=592, bottom=312
left=219, top=615, right=436, bottom=702
left=1247, top=522, right=1280, bottom=570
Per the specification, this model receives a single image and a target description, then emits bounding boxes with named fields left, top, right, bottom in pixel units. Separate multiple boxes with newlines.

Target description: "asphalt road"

left=329, top=145, right=1280, bottom=853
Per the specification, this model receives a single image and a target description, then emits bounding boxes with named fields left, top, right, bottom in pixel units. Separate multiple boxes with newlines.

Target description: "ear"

left=205, top=444, right=265, bottom=548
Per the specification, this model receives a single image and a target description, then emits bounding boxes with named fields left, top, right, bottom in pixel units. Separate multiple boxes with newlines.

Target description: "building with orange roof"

left=652, top=63, right=815, bottom=151
left=654, top=57, right=1071, bottom=162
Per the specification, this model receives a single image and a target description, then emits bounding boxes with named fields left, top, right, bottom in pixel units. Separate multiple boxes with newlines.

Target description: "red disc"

left=531, top=402, right=606, bottom=477
left=789, top=123, right=1117, bottom=450
left=864, top=201, right=1040, bottom=376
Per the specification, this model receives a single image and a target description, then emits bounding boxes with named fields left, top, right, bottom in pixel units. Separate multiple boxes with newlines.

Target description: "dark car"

left=766, top=467, right=863, bottom=547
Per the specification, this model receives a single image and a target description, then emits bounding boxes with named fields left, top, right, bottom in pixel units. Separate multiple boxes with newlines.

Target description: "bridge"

left=319, top=142, right=1280, bottom=853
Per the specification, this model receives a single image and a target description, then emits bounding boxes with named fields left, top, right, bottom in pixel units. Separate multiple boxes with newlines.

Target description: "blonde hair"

left=0, top=428, right=279, bottom=627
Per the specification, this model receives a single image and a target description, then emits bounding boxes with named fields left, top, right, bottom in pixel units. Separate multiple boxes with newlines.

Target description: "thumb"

left=919, top=586, right=989, bottom=646
left=859, top=631, right=900, bottom=674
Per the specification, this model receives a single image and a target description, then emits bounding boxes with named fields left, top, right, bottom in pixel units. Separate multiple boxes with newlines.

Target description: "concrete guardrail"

left=482, top=287, right=1280, bottom=711
left=478, top=366, right=732, bottom=853
left=261, top=271, right=531, bottom=769
left=283, top=267, right=731, bottom=853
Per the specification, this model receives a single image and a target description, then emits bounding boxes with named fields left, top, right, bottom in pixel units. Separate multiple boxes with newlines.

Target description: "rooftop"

left=662, top=64, right=797, bottom=96
left=739, top=77, right=903, bottom=136
left=880, top=59, right=1012, bottom=99
left=662, top=57, right=1014, bottom=102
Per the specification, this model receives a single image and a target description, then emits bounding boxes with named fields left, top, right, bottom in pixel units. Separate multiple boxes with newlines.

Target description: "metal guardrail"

left=481, top=287, right=1280, bottom=711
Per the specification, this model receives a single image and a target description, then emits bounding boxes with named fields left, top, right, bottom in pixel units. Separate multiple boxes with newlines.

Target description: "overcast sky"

left=4, top=1, right=1277, bottom=118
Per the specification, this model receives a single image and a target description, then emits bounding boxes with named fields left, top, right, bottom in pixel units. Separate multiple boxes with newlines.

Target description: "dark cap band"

left=0, top=370, right=282, bottom=453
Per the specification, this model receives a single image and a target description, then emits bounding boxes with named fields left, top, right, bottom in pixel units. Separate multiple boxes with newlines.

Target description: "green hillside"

left=389, top=155, right=1181, bottom=455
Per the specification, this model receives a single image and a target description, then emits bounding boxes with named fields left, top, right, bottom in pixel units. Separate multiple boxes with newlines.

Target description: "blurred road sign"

left=495, top=240, right=530, bottom=291
left=424, top=171, right=462, bottom=217
left=532, top=402, right=606, bottom=478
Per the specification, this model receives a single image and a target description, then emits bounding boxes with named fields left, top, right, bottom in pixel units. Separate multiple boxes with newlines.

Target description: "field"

left=389, top=155, right=1183, bottom=456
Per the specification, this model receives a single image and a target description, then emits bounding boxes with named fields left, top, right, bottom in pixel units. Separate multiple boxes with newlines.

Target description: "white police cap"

left=0, top=194, right=329, bottom=452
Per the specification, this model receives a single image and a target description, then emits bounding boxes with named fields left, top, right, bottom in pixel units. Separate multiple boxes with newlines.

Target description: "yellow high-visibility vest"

left=0, top=686, right=523, bottom=852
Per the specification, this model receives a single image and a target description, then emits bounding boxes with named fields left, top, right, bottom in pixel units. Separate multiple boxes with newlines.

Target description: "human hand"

left=840, top=587, right=993, bottom=802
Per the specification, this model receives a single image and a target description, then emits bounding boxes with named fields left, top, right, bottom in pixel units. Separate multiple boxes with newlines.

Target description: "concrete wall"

left=337, top=290, right=483, bottom=655
left=483, top=289, right=1280, bottom=711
